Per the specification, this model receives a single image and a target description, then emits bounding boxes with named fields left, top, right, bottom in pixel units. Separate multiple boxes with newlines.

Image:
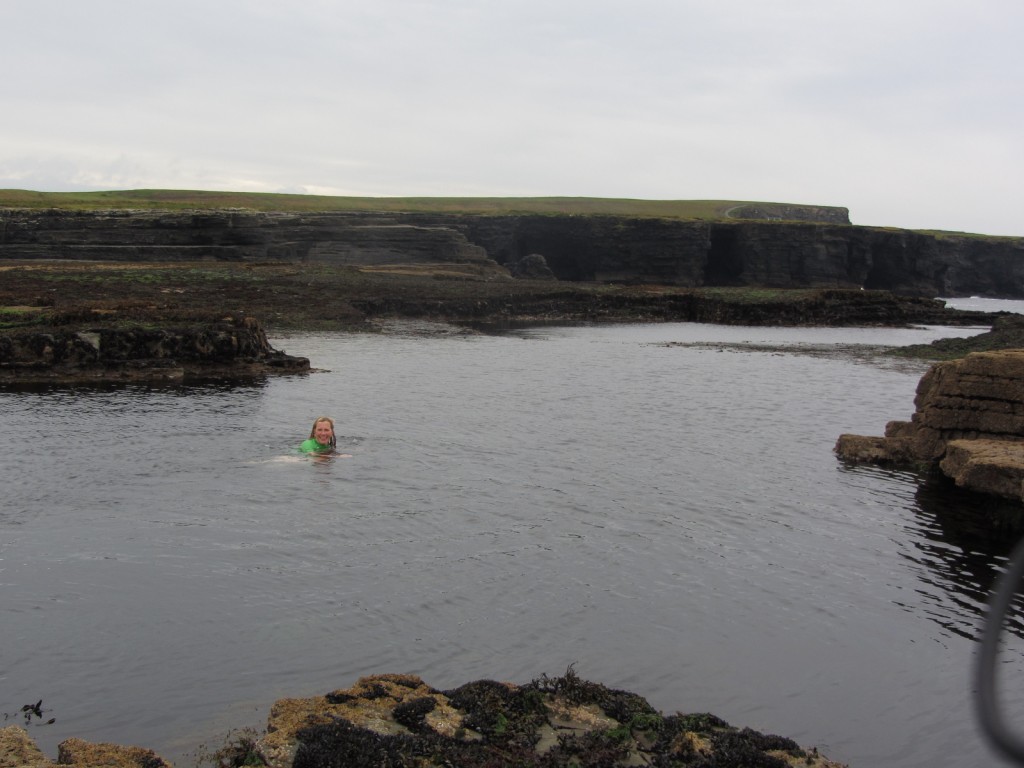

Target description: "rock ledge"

left=836, top=350, right=1024, bottom=502
left=0, top=671, right=845, bottom=768
left=0, top=316, right=309, bottom=384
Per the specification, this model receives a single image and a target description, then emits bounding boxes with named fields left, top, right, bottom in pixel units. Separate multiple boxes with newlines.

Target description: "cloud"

left=1, top=0, right=1022, bottom=235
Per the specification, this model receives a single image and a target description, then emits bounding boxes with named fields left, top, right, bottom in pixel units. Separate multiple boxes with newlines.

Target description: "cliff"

left=0, top=316, right=309, bottom=384
left=2, top=208, right=1022, bottom=298
left=836, top=350, right=1024, bottom=503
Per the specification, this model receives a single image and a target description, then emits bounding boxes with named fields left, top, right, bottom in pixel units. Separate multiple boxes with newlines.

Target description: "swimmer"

left=299, top=416, right=352, bottom=458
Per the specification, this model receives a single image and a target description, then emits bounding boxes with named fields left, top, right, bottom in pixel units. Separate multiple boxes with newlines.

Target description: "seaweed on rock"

left=279, top=670, right=844, bottom=768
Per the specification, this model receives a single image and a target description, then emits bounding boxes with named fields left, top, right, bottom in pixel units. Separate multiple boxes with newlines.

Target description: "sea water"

left=2, top=309, right=1024, bottom=768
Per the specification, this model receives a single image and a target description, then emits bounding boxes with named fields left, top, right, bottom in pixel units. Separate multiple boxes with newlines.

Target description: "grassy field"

left=0, top=188, right=808, bottom=220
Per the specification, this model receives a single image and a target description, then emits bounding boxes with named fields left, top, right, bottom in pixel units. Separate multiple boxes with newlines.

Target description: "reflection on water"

left=910, top=473, right=1024, bottom=641
left=2, top=319, right=1024, bottom=768
left=941, top=296, right=1024, bottom=315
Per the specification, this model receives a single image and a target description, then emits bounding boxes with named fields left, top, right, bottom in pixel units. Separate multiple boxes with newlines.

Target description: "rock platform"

left=0, top=316, right=309, bottom=384
left=836, top=350, right=1024, bottom=503
left=0, top=671, right=845, bottom=768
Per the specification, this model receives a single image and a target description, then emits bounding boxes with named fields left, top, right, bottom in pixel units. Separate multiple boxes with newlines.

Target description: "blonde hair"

left=309, top=416, right=336, bottom=447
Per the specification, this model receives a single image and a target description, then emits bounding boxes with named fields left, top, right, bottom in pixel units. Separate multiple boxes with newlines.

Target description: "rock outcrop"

left=0, top=316, right=309, bottom=384
left=894, top=314, right=1024, bottom=359
left=836, top=350, right=1024, bottom=502
left=2, top=208, right=1022, bottom=297
left=506, top=252, right=556, bottom=280
left=0, top=727, right=171, bottom=768
left=0, top=671, right=845, bottom=768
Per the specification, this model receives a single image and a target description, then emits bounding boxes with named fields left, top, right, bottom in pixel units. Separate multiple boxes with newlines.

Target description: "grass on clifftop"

left=0, top=188, right=805, bottom=220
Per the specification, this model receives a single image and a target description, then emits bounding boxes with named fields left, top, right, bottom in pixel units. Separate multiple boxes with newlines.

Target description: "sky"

left=1, top=0, right=1022, bottom=236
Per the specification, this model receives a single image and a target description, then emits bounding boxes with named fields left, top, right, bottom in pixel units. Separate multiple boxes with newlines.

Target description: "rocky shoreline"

left=0, top=258, right=1007, bottom=384
left=836, top=348, right=1024, bottom=504
left=0, top=315, right=308, bottom=384
left=0, top=670, right=845, bottom=768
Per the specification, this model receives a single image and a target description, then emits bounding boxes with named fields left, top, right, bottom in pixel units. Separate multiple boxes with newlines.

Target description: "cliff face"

left=2, top=208, right=1022, bottom=297
left=0, top=210, right=491, bottom=265
left=836, top=350, right=1024, bottom=503
left=458, top=215, right=1024, bottom=297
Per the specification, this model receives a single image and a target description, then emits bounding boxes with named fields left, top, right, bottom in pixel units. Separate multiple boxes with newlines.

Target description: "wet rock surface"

left=893, top=314, right=1024, bottom=360
left=836, top=350, right=1024, bottom=503
left=261, top=670, right=847, bottom=768
left=0, top=260, right=998, bottom=339
left=0, top=316, right=309, bottom=384
left=0, top=671, right=846, bottom=768
left=0, top=726, right=171, bottom=768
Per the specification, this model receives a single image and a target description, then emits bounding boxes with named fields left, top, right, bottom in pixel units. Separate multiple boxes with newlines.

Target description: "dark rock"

left=0, top=210, right=491, bottom=266
left=2, top=209, right=1021, bottom=297
left=459, top=215, right=1024, bottom=297
left=895, top=313, right=1024, bottom=359
left=1, top=672, right=845, bottom=768
left=390, top=697, right=437, bottom=733
left=259, top=671, right=845, bottom=768
left=0, top=316, right=309, bottom=384
left=507, top=252, right=555, bottom=280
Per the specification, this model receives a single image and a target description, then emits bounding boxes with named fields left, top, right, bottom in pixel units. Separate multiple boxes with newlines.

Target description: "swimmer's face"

left=314, top=421, right=334, bottom=444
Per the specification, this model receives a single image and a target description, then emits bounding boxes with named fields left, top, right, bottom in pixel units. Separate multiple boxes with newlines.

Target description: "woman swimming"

left=299, top=416, right=337, bottom=454
left=299, top=416, right=352, bottom=458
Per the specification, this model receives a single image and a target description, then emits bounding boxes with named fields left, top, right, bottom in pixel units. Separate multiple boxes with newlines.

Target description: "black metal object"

left=978, top=535, right=1024, bottom=764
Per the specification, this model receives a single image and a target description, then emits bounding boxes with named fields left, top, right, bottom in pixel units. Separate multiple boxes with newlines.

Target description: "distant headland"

left=1, top=189, right=1021, bottom=299
left=1, top=190, right=1021, bottom=385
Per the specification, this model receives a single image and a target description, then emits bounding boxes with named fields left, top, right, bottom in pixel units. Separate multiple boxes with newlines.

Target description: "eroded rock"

left=836, top=350, right=1024, bottom=502
left=0, top=726, right=50, bottom=768
left=57, top=738, right=172, bottom=768
left=257, top=670, right=846, bottom=768
left=1, top=671, right=846, bottom=768
left=0, top=316, right=309, bottom=384
left=0, top=727, right=171, bottom=768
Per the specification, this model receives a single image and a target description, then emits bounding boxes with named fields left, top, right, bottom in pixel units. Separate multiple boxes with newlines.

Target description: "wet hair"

left=309, top=416, right=337, bottom=448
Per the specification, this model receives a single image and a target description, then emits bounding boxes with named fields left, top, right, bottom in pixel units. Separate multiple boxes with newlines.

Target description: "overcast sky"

left=2, top=1, right=1021, bottom=235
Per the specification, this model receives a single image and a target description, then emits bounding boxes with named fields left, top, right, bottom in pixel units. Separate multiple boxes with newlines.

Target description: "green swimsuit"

left=299, top=438, right=333, bottom=454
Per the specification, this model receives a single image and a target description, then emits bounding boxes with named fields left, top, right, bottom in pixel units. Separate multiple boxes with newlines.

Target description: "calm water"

left=3, top=312, right=1024, bottom=768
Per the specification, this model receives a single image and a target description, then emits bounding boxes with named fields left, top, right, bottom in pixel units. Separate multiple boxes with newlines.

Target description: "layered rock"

left=836, top=350, right=1024, bottom=502
left=2, top=209, right=1022, bottom=297
left=0, top=316, right=309, bottom=383
left=463, top=216, right=1023, bottom=297
left=0, top=210, right=492, bottom=266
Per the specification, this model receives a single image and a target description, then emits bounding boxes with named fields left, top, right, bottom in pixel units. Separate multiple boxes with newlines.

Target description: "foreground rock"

left=0, top=671, right=845, bottom=768
left=0, top=727, right=170, bottom=768
left=0, top=316, right=309, bottom=384
left=836, top=350, right=1024, bottom=503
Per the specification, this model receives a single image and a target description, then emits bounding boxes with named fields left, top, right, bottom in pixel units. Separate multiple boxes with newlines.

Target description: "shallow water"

left=3, top=315, right=1024, bottom=767
left=941, top=296, right=1024, bottom=314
